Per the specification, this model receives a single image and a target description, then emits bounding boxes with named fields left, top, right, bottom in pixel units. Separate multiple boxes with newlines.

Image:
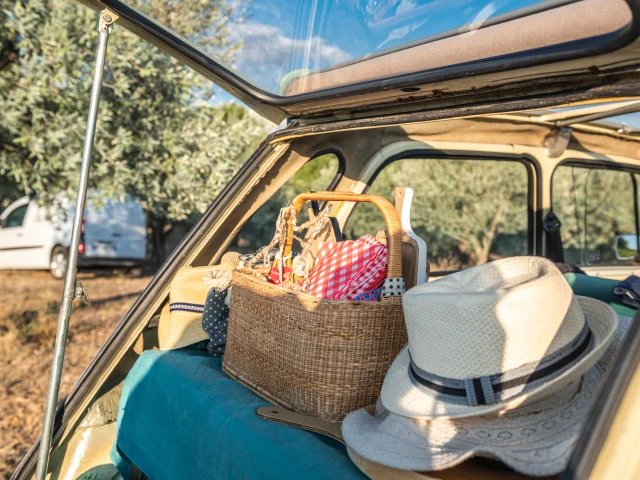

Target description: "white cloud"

left=230, top=22, right=352, bottom=94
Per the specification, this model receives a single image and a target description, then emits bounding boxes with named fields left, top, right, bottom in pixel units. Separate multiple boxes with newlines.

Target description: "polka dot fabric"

left=381, top=278, right=405, bottom=298
left=202, top=287, right=230, bottom=357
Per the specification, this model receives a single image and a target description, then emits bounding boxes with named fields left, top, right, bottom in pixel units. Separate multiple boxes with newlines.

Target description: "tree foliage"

left=0, top=0, right=265, bottom=263
left=346, top=159, right=529, bottom=269
left=0, top=173, right=21, bottom=213
left=553, top=166, right=638, bottom=265
left=231, top=154, right=341, bottom=252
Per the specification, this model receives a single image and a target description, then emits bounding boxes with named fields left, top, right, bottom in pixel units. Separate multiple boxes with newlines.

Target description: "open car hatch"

left=76, top=0, right=640, bottom=123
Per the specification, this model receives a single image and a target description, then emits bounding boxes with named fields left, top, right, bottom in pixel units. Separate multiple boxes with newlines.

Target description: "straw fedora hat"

left=158, top=251, right=240, bottom=350
left=342, top=315, right=629, bottom=476
left=381, top=256, right=617, bottom=420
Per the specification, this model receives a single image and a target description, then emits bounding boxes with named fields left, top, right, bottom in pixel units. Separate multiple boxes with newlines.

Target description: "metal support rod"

left=554, top=100, right=640, bottom=127
left=35, top=12, right=115, bottom=480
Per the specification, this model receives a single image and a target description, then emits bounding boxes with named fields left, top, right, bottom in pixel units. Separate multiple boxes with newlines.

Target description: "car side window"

left=228, top=153, right=341, bottom=253
left=3, top=204, right=28, bottom=228
left=346, top=157, right=530, bottom=271
left=552, top=165, right=639, bottom=266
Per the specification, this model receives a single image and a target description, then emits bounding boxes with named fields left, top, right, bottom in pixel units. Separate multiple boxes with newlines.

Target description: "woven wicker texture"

left=223, top=273, right=406, bottom=422
left=223, top=192, right=407, bottom=422
left=402, top=256, right=581, bottom=378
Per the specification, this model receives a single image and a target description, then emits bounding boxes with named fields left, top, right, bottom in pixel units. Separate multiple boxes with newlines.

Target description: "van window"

left=552, top=165, right=639, bottom=266
left=229, top=153, right=341, bottom=253
left=346, top=158, right=530, bottom=271
left=3, top=204, right=28, bottom=228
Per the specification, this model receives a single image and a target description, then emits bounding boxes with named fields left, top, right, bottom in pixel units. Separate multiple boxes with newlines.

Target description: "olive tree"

left=346, top=159, right=529, bottom=269
left=0, top=0, right=265, bottom=265
left=552, top=166, right=637, bottom=264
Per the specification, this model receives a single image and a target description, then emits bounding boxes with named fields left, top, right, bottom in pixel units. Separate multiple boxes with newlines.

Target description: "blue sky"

left=549, top=105, right=640, bottom=129
left=214, top=0, right=547, bottom=98
left=608, top=113, right=640, bottom=128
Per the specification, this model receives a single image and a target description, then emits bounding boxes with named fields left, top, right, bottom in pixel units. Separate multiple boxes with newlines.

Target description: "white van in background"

left=0, top=195, right=147, bottom=278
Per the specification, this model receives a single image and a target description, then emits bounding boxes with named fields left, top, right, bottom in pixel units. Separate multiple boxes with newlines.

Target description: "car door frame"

left=564, top=310, right=640, bottom=479
left=331, top=139, right=542, bottom=276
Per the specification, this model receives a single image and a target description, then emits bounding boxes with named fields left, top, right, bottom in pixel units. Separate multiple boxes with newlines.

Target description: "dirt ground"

left=0, top=270, right=151, bottom=479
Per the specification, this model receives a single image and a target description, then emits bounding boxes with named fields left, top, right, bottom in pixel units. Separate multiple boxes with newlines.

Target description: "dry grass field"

left=0, top=270, right=151, bottom=479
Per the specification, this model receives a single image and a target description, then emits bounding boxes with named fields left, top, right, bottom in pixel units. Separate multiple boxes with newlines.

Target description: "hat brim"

left=380, top=296, right=618, bottom=420
left=343, top=406, right=581, bottom=477
left=217, top=251, right=241, bottom=271
left=343, top=314, right=629, bottom=476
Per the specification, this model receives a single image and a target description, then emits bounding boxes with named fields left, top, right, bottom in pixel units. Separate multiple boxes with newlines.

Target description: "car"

left=0, top=194, right=147, bottom=278
left=12, top=0, right=640, bottom=479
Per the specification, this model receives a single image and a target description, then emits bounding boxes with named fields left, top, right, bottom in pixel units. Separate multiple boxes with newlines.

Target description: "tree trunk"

left=0, top=39, right=18, bottom=72
left=476, top=245, right=491, bottom=266
left=477, top=203, right=506, bottom=265
left=148, top=215, right=168, bottom=270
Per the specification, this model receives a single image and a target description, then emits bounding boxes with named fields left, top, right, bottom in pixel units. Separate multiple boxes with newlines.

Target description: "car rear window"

left=112, top=0, right=632, bottom=97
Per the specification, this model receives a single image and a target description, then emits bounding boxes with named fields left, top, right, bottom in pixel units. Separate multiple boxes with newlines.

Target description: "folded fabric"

left=613, top=275, right=640, bottom=309
left=268, top=265, right=292, bottom=285
left=307, top=234, right=388, bottom=300
left=352, top=287, right=383, bottom=302
left=111, top=349, right=366, bottom=480
left=202, top=286, right=230, bottom=357
left=203, top=269, right=232, bottom=290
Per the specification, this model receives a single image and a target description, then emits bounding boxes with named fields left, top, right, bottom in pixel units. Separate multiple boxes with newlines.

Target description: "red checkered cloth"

left=307, top=234, right=388, bottom=300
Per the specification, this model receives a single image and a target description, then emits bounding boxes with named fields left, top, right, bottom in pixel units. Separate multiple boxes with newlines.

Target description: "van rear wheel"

left=50, top=246, right=68, bottom=280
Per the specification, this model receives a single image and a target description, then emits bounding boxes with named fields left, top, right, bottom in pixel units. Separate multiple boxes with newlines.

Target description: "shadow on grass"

left=80, top=291, right=144, bottom=308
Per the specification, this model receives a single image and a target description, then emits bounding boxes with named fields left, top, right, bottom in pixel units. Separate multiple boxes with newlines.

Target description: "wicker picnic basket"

left=222, top=192, right=408, bottom=422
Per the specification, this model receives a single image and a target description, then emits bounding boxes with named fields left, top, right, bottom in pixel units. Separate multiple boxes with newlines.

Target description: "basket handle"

left=285, top=192, right=403, bottom=280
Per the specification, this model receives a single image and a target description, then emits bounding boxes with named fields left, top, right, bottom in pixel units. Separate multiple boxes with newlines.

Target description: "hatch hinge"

left=100, top=9, right=119, bottom=27
left=545, top=126, right=572, bottom=158
left=74, top=279, right=91, bottom=306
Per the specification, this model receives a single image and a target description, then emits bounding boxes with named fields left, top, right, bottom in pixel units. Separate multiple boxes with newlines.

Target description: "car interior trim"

left=564, top=311, right=640, bottom=479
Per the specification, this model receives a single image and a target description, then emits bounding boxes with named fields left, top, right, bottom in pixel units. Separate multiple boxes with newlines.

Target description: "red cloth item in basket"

left=267, top=265, right=292, bottom=285
left=307, top=234, right=388, bottom=300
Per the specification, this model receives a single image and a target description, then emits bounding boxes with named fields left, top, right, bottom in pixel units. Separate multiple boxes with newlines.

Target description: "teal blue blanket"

left=564, top=273, right=637, bottom=317
left=112, top=274, right=635, bottom=479
left=111, top=349, right=366, bottom=480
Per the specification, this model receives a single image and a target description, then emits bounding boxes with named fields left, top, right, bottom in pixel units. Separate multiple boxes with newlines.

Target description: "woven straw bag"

left=223, top=192, right=408, bottom=422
